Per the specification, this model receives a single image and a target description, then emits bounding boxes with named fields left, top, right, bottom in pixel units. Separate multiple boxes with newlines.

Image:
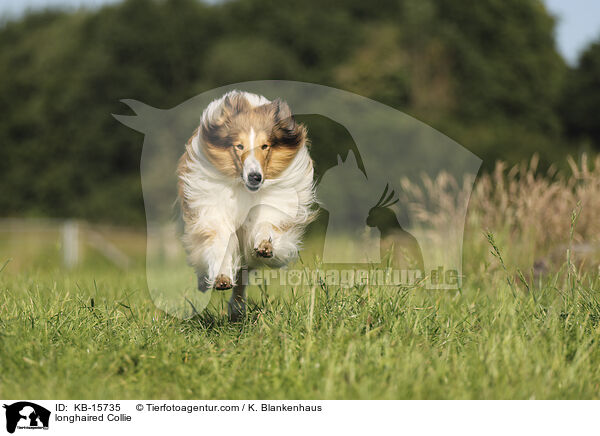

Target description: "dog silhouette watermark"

left=115, top=81, right=481, bottom=318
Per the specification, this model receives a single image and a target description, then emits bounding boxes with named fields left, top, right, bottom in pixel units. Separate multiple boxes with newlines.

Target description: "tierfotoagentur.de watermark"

left=242, top=266, right=460, bottom=288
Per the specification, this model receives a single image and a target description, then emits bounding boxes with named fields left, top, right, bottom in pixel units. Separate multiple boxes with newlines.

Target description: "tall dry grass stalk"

left=399, top=154, right=600, bottom=274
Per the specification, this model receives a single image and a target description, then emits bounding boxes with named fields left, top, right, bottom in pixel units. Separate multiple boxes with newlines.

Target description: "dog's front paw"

left=254, top=239, right=273, bottom=258
left=213, top=274, right=233, bottom=290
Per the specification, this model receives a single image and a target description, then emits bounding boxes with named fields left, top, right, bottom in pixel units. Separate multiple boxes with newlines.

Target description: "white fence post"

left=62, top=219, right=79, bottom=269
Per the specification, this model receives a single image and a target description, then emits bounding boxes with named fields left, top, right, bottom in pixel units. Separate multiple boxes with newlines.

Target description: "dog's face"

left=200, top=94, right=307, bottom=192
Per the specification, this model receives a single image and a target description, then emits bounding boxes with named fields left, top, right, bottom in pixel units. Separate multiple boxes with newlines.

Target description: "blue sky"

left=545, top=0, right=600, bottom=64
left=1, top=0, right=599, bottom=65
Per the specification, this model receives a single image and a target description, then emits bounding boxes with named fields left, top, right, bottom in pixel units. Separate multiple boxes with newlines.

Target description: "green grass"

left=1, top=254, right=600, bottom=400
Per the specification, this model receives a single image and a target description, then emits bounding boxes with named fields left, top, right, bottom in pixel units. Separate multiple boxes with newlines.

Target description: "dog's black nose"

left=248, top=172, right=262, bottom=184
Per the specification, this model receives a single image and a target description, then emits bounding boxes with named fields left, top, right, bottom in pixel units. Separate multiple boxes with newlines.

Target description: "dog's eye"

left=235, top=144, right=244, bottom=150
left=261, top=144, right=269, bottom=150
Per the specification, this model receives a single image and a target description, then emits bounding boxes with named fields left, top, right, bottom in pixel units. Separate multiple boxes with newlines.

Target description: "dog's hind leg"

left=228, top=274, right=246, bottom=322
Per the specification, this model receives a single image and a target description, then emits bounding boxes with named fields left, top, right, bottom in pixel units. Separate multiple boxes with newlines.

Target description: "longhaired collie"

left=177, top=91, right=317, bottom=320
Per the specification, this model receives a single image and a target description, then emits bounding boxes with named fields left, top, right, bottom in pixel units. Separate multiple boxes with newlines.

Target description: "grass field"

left=2, top=156, right=600, bottom=399
left=1, top=255, right=599, bottom=399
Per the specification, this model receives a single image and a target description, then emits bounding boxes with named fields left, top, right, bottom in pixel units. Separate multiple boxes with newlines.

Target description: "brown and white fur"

left=177, top=91, right=316, bottom=320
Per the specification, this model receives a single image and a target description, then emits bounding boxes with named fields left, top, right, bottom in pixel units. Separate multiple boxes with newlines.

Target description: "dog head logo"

left=3, top=402, right=50, bottom=433
left=115, top=81, right=481, bottom=318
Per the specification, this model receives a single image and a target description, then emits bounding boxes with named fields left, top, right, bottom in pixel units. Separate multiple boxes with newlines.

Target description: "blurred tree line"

left=0, top=0, right=598, bottom=224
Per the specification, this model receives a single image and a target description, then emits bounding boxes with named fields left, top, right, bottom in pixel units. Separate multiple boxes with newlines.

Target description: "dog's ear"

left=201, top=115, right=229, bottom=147
left=221, top=93, right=251, bottom=121
left=272, top=98, right=292, bottom=121
left=270, top=99, right=306, bottom=148
left=201, top=93, right=250, bottom=147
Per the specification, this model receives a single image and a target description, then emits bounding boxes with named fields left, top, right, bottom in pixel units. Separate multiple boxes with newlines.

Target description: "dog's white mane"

left=179, top=91, right=316, bottom=285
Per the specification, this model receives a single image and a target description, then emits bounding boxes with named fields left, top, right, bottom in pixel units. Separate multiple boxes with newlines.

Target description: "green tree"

left=0, top=0, right=572, bottom=223
left=561, top=38, right=600, bottom=150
